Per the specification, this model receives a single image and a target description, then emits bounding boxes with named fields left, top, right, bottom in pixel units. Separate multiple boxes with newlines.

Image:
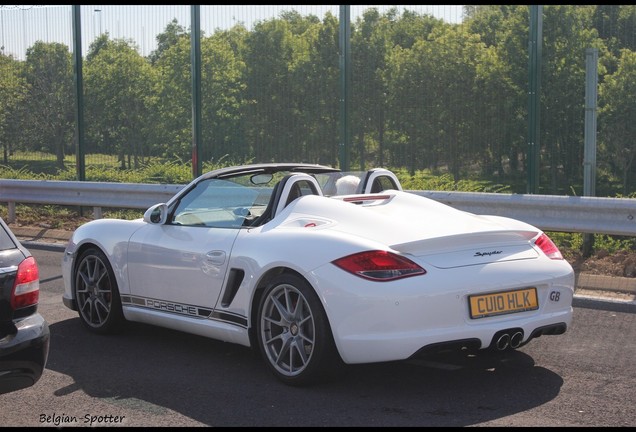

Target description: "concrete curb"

left=575, top=273, right=636, bottom=295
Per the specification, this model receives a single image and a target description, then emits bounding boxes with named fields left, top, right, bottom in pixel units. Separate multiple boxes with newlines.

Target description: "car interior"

left=249, top=173, right=323, bottom=226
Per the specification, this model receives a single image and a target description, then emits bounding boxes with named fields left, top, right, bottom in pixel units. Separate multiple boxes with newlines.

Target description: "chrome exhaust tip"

left=496, top=333, right=510, bottom=351
left=510, top=331, right=524, bottom=349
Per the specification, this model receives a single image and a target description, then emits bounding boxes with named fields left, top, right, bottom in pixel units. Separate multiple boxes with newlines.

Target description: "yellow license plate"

left=469, top=287, right=538, bottom=319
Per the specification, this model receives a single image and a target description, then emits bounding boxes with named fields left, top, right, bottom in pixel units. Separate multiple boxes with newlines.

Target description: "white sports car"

left=62, top=163, right=574, bottom=386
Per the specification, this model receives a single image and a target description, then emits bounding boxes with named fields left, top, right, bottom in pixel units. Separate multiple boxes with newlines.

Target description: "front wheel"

left=73, top=247, right=125, bottom=334
left=256, top=274, right=342, bottom=386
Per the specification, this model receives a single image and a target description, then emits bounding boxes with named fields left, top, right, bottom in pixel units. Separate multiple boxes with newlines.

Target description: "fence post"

left=582, top=47, right=599, bottom=257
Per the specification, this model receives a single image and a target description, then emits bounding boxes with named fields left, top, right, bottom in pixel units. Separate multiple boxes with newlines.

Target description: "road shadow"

left=42, top=317, right=564, bottom=427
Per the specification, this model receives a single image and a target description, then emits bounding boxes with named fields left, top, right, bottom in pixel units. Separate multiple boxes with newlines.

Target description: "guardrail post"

left=93, top=206, right=103, bottom=219
left=8, top=201, right=16, bottom=223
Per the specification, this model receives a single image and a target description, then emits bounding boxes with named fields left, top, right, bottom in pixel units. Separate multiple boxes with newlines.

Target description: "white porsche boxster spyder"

left=62, top=163, right=574, bottom=386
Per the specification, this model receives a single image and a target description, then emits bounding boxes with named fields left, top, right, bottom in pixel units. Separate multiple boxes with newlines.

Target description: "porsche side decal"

left=121, top=295, right=248, bottom=327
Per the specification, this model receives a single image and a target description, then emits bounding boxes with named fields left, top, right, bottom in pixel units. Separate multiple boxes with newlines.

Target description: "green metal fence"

left=0, top=5, right=634, bottom=197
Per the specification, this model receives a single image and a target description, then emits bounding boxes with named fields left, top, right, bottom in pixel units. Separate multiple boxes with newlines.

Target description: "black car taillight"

left=332, top=250, right=426, bottom=281
left=11, top=256, right=40, bottom=310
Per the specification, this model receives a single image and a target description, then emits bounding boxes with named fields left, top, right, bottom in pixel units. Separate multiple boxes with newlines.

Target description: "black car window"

left=0, top=223, right=16, bottom=251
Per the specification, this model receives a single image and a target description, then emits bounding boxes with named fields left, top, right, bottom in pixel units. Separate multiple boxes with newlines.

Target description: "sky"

left=0, top=5, right=465, bottom=60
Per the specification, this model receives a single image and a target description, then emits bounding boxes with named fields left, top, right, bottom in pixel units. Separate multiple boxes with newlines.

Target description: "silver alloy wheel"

left=260, top=283, right=316, bottom=377
left=75, top=253, right=113, bottom=329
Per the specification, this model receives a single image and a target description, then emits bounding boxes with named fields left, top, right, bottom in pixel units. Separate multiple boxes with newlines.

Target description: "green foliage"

left=0, top=5, right=635, bottom=197
left=136, top=160, right=192, bottom=184
left=394, top=167, right=511, bottom=193
left=594, top=234, right=636, bottom=253
left=84, top=36, right=159, bottom=170
left=548, top=231, right=636, bottom=257
left=0, top=52, right=26, bottom=165
left=598, top=48, right=636, bottom=196
left=0, top=154, right=248, bottom=184
left=0, top=203, right=79, bottom=229
left=546, top=231, right=584, bottom=253
left=0, top=164, right=53, bottom=179
left=99, top=208, right=145, bottom=221
left=0, top=202, right=145, bottom=228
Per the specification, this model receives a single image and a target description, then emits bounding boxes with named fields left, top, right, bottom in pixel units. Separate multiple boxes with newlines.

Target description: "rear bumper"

left=0, top=313, right=50, bottom=395
left=310, top=259, right=575, bottom=364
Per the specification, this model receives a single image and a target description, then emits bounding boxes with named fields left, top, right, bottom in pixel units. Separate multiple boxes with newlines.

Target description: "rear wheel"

left=256, top=274, right=342, bottom=386
left=74, top=247, right=125, bottom=334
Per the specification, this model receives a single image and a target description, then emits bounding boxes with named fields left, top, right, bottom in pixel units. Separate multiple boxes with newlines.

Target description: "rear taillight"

left=332, top=250, right=426, bottom=281
left=534, top=233, right=563, bottom=260
left=11, top=256, right=40, bottom=309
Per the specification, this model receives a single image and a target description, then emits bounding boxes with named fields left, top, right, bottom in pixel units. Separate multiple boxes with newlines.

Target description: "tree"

left=84, top=37, right=158, bottom=169
left=540, top=5, right=607, bottom=194
left=351, top=7, right=446, bottom=170
left=286, top=11, right=339, bottom=165
left=243, top=12, right=320, bottom=163
left=20, top=41, right=74, bottom=169
left=591, top=5, right=636, bottom=60
left=152, top=23, right=248, bottom=164
left=86, top=32, right=111, bottom=62
left=464, top=5, right=529, bottom=184
left=152, top=33, right=193, bottom=161
left=199, top=29, right=248, bottom=163
left=149, top=18, right=188, bottom=65
left=385, top=24, right=484, bottom=180
left=0, top=51, right=25, bottom=163
left=351, top=7, right=390, bottom=170
left=599, top=49, right=636, bottom=195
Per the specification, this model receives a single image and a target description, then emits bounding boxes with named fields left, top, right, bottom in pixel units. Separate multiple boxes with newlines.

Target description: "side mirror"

left=143, top=203, right=168, bottom=224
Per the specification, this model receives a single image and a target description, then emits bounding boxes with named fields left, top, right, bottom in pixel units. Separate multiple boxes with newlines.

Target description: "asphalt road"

left=1, top=246, right=635, bottom=427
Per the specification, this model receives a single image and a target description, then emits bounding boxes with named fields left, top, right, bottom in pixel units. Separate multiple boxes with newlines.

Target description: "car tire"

left=256, top=273, right=343, bottom=386
left=74, top=247, right=125, bottom=334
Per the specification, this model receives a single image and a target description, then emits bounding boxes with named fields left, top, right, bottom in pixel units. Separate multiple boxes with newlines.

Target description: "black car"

left=0, top=217, right=50, bottom=395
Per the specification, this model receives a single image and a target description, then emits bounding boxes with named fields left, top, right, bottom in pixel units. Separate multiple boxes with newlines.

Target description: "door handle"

left=206, top=250, right=226, bottom=265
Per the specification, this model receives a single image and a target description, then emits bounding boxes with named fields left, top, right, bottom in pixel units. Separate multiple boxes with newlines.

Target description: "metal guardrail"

left=0, top=179, right=184, bottom=220
left=1, top=179, right=635, bottom=236
left=410, top=191, right=636, bottom=237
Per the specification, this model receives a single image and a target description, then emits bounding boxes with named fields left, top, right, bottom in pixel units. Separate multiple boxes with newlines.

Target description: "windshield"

left=169, top=170, right=345, bottom=228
